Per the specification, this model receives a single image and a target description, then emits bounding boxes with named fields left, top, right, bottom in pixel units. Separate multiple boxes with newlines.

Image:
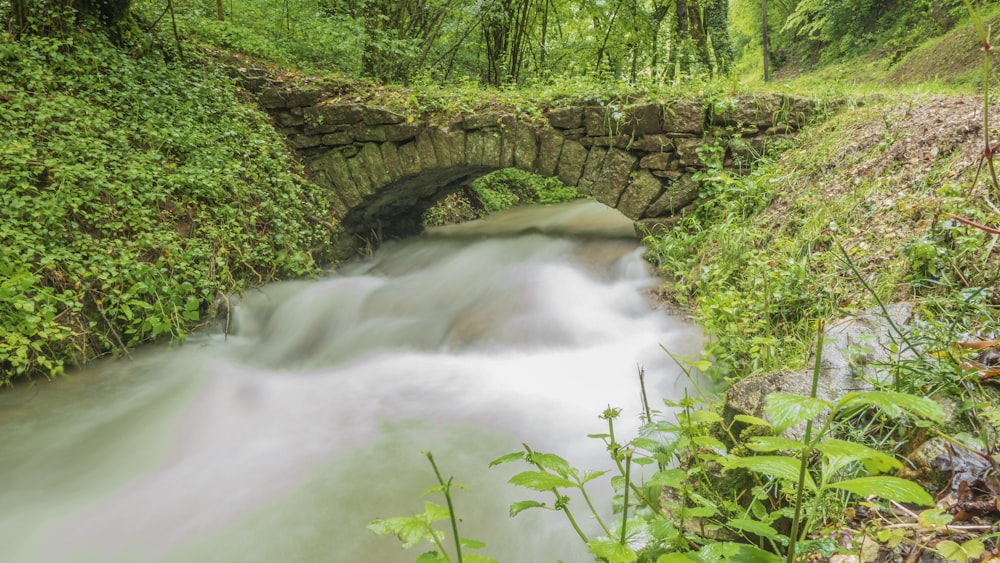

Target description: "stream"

left=0, top=200, right=704, bottom=563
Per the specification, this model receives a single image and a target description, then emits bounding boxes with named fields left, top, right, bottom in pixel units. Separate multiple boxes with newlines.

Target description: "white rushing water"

left=0, top=200, right=703, bottom=563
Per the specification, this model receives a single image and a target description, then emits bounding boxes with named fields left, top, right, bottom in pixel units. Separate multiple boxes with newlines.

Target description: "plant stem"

left=579, top=482, right=612, bottom=537
left=620, top=449, right=632, bottom=546
left=786, top=319, right=825, bottom=563
left=426, top=451, right=463, bottom=563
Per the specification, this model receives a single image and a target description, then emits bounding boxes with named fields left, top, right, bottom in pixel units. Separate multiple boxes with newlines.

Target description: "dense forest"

left=3, top=0, right=974, bottom=84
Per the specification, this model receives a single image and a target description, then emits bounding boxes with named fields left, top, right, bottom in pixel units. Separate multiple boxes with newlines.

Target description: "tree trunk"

left=217, top=0, right=224, bottom=21
left=761, top=0, right=770, bottom=81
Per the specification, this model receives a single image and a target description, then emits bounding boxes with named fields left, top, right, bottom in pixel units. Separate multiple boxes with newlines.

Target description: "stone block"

left=646, top=174, right=699, bottom=216
left=623, top=103, right=663, bottom=135
left=258, top=88, right=322, bottom=109
left=398, top=142, right=422, bottom=177
left=589, top=148, right=636, bottom=207
left=662, top=99, right=705, bottom=135
left=536, top=128, right=564, bottom=177
left=577, top=147, right=608, bottom=195
left=556, top=139, right=588, bottom=186
left=630, top=134, right=676, bottom=153
left=321, top=132, right=353, bottom=146
left=512, top=122, right=538, bottom=171
left=290, top=135, right=322, bottom=149
left=639, top=152, right=674, bottom=170
left=466, top=129, right=502, bottom=167
left=356, top=124, right=419, bottom=143
left=462, top=112, right=503, bottom=130
left=546, top=106, right=583, bottom=129
left=617, top=170, right=664, bottom=220
left=429, top=127, right=466, bottom=167
left=415, top=131, right=440, bottom=170
left=362, top=107, right=406, bottom=125
left=380, top=142, right=404, bottom=182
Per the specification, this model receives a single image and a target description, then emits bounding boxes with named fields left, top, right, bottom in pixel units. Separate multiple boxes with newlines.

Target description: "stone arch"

left=254, top=85, right=820, bottom=256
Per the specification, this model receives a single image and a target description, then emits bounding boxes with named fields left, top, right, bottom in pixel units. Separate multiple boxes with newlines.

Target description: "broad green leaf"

left=722, top=455, right=815, bottom=491
left=489, top=451, right=525, bottom=467
left=733, top=414, right=772, bottom=427
left=657, top=553, right=705, bottom=562
left=581, top=469, right=608, bottom=484
left=367, top=516, right=433, bottom=549
left=726, top=518, right=781, bottom=540
left=692, top=435, right=728, bottom=454
left=686, top=410, right=723, bottom=424
left=508, top=470, right=575, bottom=491
left=631, top=437, right=662, bottom=451
left=650, top=469, right=687, bottom=488
left=816, top=438, right=901, bottom=475
left=936, top=539, right=985, bottom=562
left=681, top=506, right=719, bottom=518
left=917, top=508, right=953, bottom=529
left=464, top=554, right=500, bottom=563
left=509, top=500, right=547, bottom=516
left=528, top=452, right=571, bottom=476
left=416, top=551, right=447, bottom=563
left=587, top=538, right=638, bottom=563
left=828, top=477, right=933, bottom=506
left=765, top=394, right=831, bottom=434
left=459, top=537, right=486, bottom=549
left=424, top=501, right=451, bottom=523
left=836, top=391, right=945, bottom=424
left=698, top=541, right=783, bottom=562
left=746, top=436, right=805, bottom=452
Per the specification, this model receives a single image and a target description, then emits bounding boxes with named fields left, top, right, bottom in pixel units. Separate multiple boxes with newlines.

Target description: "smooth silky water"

left=0, top=200, right=704, bottom=563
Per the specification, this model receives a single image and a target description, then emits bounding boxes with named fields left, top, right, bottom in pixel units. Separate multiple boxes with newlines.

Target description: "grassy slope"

left=0, top=28, right=336, bottom=383
left=643, top=10, right=1000, bottom=388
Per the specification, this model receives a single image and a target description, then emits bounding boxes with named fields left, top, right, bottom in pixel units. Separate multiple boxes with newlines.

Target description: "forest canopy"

left=2, top=0, right=980, bottom=85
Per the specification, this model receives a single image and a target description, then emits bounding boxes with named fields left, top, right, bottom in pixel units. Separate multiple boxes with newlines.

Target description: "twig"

left=943, top=212, right=1000, bottom=236
left=90, top=292, right=132, bottom=361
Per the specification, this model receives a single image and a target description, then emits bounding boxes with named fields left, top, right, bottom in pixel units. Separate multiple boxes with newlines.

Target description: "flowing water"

left=0, top=200, right=704, bottom=563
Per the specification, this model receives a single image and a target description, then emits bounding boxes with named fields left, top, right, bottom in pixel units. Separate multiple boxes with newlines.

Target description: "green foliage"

left=423, top=169, right=584, bottom=225
left=0, top=29, right=334, bottom=383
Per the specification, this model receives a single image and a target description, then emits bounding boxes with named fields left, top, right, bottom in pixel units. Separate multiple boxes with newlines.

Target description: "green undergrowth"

left=422, top=168, right=585, bottom=226
left=0, top=28, right=336, bottom=384
left=644, top=95, right=1000, bottom=384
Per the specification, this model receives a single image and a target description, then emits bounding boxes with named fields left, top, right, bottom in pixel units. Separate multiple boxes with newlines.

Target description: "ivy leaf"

left=508, top=470, right=575, bottom=491
left=764, top=394, right=831, bottom=434
left=587, top=538, right=638, bottom=563
left=827, top=476, right=933, bottom=506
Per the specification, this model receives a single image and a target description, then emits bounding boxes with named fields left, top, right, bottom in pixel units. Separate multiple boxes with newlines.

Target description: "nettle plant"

left=489, top=329, right=944, bottom=563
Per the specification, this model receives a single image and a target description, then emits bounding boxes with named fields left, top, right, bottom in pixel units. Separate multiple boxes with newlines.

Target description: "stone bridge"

left=252, top=83, right=821, bottom=255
